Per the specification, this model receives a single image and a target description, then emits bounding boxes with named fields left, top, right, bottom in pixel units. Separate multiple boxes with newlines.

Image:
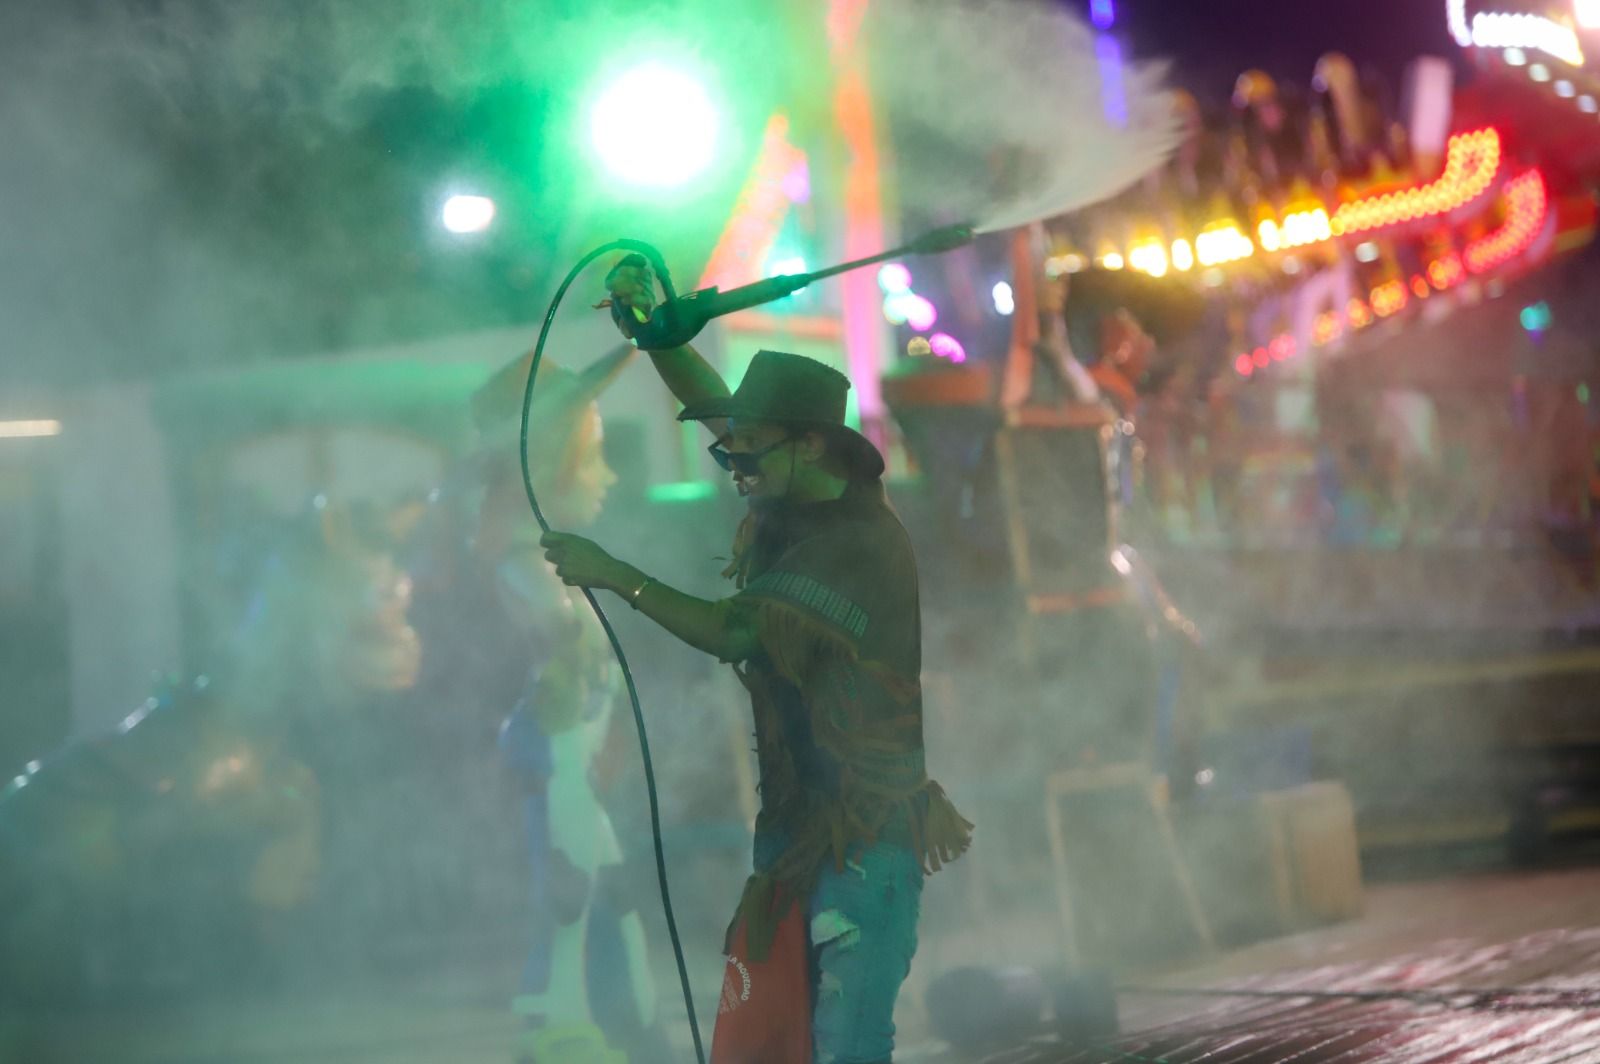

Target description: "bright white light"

left=24, top=760, right=40, bottom=774
left=1580, top=95, right=1599, bottom=113
left=1503, top=47, right=1527, bottom=67
left=1195, top=226, right=1253, bottom=267
left=1128, top=241, right=1169, bottom=277
left=1100, top=251, right=1125, bottom=270
left=1355, top=241, right=1381, bottom=263
left=903, top=294, right=938, bottom=332
left=767, top=255, right=808, bottom=277
left=1472, top=12, right=1584, bottom=66
left=1170, top=239, right=1195, bottom=271
left=877, top=263, right=912, bottom=293
left=1530, top=63, right=1552, bottom=82
left=991, top=281, right=1015, bottom=316
left=1576, top=0, right=1600, bottom=29
left=441, top=194, right=495, bottom=234
left=0, top=419, right=61, bottom=439
left=1554, top=79, right=1576, bottom=98
left=590, top=62, right=719, bottom=188
left=1448, top=0, right=1472, bottom=46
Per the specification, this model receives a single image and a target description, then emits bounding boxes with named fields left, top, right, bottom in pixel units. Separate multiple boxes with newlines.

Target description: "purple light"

left=929, top=332, right=967, bottom=363
left=781, top=158, right=811, bottom=203
left=1094, top=34, right=1128, bottom=127
left=904, top=294, right=938, bottom=332
left=1090, top=0, right=1115, bottom=29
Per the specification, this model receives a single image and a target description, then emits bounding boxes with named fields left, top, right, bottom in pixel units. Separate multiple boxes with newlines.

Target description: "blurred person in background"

left=464, top=344, right=661, bottom=1063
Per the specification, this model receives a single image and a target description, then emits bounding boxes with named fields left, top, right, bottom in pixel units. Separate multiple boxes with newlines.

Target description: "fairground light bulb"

left=991, top=281, right=1015, bottom=315
left=877, top=263, right=912, bottom=293
left=904, top=294, right=938, bottom=332
left=928, top=332, right=968, bottom=362
left=590, top=62, right=719, bottom=188
left=441, top=195, right=495, bottom=234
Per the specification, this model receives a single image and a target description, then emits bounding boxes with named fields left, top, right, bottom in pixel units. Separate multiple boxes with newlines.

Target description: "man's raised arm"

left=604, top=256, right=731, bottom=437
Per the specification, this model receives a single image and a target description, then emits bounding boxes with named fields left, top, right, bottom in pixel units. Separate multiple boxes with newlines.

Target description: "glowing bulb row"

left=1234, top=246, right=1494, bottom=377
left=1110, top=129, right=1504, bottom=279
left=1195, top=225, right=1255, bottom=266
left=1259, top=207, right=1333, bottom=252
left=1332, top=128, right=1501, bottom=235
left=1470, top=11, right=1584, bottom=67
left=1127, top=240, right=1171, bottom=277
left=1464, top=169, right=1548, bottom=274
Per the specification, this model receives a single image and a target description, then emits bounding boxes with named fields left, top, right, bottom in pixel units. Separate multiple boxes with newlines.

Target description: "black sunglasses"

left=707, top=435, right=795, bottom=476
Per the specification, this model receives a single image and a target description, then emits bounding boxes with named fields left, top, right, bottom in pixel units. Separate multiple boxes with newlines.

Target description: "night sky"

left=1118, top=0, right=1462, bottom=100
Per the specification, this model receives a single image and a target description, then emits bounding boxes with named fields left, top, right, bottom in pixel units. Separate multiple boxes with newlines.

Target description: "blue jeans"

left=755, top=833, right=924, bottom=1063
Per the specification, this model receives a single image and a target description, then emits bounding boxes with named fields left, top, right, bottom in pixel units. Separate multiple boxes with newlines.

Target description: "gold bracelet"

left=627, top=575, right=656, bottom=609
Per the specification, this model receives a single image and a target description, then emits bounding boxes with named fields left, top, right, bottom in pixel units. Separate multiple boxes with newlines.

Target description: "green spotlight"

left=590, top=62, right=719, bottom=188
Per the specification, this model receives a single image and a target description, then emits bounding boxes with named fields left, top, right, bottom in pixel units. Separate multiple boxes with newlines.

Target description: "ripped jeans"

left=755, top=832, right=924, bottom=1063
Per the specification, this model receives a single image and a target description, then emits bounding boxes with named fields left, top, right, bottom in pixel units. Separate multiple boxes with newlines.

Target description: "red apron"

left=710, top=881, right=812, bottom=1064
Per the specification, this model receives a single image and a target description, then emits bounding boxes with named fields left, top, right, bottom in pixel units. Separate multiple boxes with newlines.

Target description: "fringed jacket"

left=725, top=479, right=972, bottom=956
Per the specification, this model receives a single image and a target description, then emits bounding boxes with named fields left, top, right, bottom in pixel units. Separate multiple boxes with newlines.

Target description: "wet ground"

left=8, top=865, right=1600, bottom=1063
left=908, top=864, right=1600, bottom=1064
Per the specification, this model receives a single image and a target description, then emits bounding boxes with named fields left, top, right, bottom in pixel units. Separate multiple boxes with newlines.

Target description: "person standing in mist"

left=465, top=345, right=661, bottom=1062
left=538, top=256, right=973, bottom=1063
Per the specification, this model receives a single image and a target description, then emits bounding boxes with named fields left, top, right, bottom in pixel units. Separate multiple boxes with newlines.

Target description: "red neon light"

left=1333, top=128, right=1502, bottom=236
left=1464, top=170, right=1548, bottom=274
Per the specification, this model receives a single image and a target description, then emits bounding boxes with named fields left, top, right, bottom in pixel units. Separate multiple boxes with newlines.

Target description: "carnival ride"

left=881, top=15, right=1600, bottom=879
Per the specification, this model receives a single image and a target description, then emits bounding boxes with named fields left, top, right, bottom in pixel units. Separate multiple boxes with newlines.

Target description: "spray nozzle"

left=906, top=223, right=977, bottom=254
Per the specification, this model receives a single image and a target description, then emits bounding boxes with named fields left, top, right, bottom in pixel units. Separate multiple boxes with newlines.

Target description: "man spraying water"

left=539, top=256, right=973, bottom=1063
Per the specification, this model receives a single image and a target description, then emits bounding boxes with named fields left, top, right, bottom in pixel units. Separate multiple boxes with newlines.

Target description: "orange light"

left=1371, top=279, right=1409, bottom=317
left=1333, top=128, right=1502, bottom=236
left=698, top=114, right=806, bottom=290
left=1347, top=299, right=1373, bottom=328
left=1427, top=253, right=1465, bottom=289
left=1464, top=170, right=1547, bottom=274
left=1196, top=223, right=1255, bottom=266
left=1127, top=239, right=1170, bottom=277
left=1312, top=310, right=1342, bottom=345
left=1411, top=276, right=1431, bottom=299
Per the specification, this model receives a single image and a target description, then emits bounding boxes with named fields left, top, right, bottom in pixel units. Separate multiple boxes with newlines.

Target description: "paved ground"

left=9, top=865, right=1600, bottom=1063
left=908, top=864, right=1600, bottom=1063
